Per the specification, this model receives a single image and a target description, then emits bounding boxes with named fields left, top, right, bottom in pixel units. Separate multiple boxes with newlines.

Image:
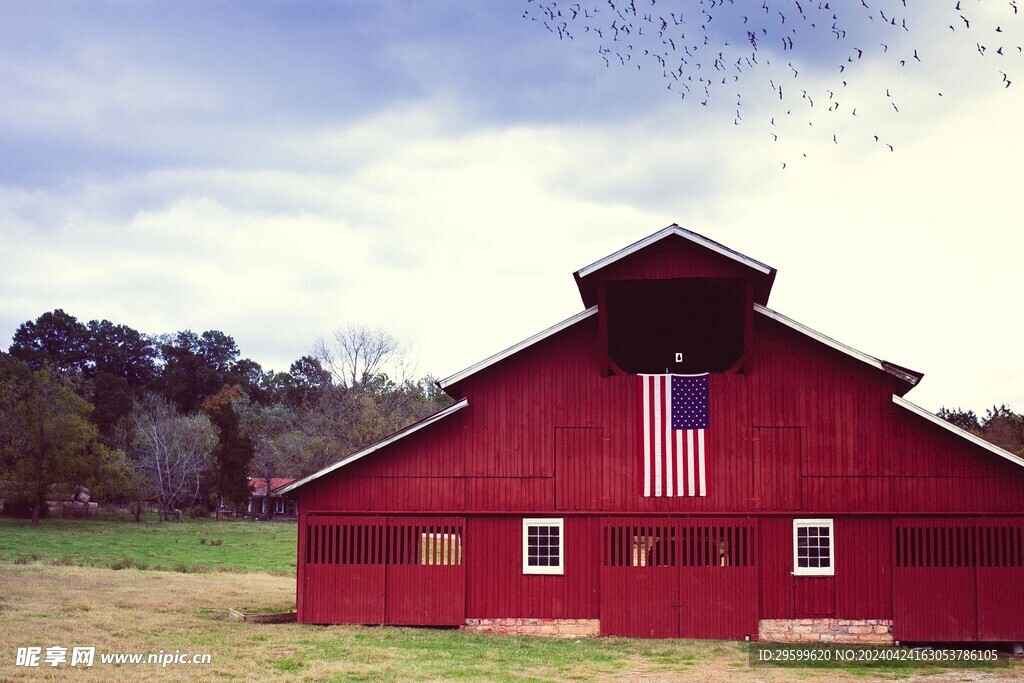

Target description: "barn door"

left=678, top=519, right=758, bottom=639
left=600, top=517, right=759, bottom=639
left=975, top=518, right=1024, bottom=640
left=384, top=516, right=466, bottom=626
left=893, top=518, right=977, bottom=641
left=302, top=515, right=386, bottom=624
left=600, top=518, right=680, bottom=637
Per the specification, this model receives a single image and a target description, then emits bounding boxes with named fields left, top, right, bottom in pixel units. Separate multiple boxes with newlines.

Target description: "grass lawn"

left=0, top=518, right=296, bottom=574
left=2, top=566, right=1021, bottom=683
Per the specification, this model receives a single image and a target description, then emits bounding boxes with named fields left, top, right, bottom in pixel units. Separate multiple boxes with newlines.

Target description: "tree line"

left=936, top=405, right=1024, bottom=457
left=0, top=310, right=451, bottom=523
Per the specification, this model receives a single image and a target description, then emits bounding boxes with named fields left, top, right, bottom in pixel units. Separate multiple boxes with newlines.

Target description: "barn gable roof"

left=893, top=395, right=1024, bottom=470
left=276, top=398, right=469, bottom=495
left=573, top=224, right=778, bottom=306
left=755, top=303, right=923, bottom=393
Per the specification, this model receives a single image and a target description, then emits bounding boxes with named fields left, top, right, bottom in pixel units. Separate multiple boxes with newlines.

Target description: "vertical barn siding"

left=555, top=428, right=604, bottom=510
left=834, top=517, right=892, bottom=619
left=464, top=516, right=599, bottom=620
left=758, top=517, right=892, bottom=621
left=758, top=517, right=796, bottom=618
left=753, top=427, right=801, bottom=511
left=300, top=313, right=1024, bottom=518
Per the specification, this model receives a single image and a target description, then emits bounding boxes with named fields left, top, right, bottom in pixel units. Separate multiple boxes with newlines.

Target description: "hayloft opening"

left=605, top=278, right=746, bottom=374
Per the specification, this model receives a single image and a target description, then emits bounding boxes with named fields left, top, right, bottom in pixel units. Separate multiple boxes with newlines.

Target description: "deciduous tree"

left=0, top=363, right=112, bottom=524
left=129, top=394, right=216, bottom=520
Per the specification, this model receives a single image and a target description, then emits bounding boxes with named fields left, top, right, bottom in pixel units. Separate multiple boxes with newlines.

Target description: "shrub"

left=110, top=556, right=137, bottom=571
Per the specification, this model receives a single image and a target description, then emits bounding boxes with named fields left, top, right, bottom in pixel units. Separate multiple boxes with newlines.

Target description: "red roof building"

left=281, top=226, right=1024, bottom=643
left=247, top=477, right=297, bottom=518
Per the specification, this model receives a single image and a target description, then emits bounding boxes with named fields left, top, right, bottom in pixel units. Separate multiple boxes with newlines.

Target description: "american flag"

left=638, top=374, right=708, bottom=497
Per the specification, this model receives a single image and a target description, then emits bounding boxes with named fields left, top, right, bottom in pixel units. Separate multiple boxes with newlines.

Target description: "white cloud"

left=0, top=2, right=1020, bottom=416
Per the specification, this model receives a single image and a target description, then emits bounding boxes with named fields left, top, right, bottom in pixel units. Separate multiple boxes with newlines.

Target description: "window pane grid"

left=793, top=519, right=834, bottom=576
left=523, top=519, right=564, bottom=575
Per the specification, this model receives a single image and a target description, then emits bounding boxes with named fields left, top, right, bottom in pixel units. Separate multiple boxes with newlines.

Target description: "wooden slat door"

left=600, top=518, right=680, bottom=637
left=600, top=517, right=759, bottom=639
left=893, top=519, right=977, bottom=641
left=678, top=519, right=758, bottom=639
left=384, top=516, right=466, bottom=626
left=975, top=518, right=1024, bottom=641
left=301, top=515, right=386, bottom=625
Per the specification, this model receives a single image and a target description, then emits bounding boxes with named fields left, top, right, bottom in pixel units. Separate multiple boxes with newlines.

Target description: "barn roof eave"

left=754, top=303, right=923, bottom=392
left=438, top=307, right=598, bottom=390
left=893, top=395, right=1024, bottom=470
left=276, top=398, right=469, bottom=495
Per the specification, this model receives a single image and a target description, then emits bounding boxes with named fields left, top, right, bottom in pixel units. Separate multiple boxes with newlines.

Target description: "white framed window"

left=275, top=498, right=286, bottom=514
left=793, top=519, right=834, bottom=576
left=523, top=518, right=564, bottom=575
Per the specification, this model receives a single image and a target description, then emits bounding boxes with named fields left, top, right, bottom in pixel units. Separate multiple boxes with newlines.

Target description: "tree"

left=980, top=405, right=1024, bottom=454
left=300, top=325, right=453, bottom=474
left=282, top=355, right=332, bottom=408
left=315, top=324, right=407, bottom=390
left=237, top=399, right=304, bottom=519
left=129, top=394, right=216, bottom=520
left=157, top=330, right=241, bottom=413
left=201, top=385, right=254, bottom=517
left=0, top=363, right=113, bottom=524
left=86, top=319, right=158, bottom=387
left=936, top=407, right=982, bottom=434
left=9, top=309, right=89, bottom=374
left=938, top=403, right=1023, bottom=455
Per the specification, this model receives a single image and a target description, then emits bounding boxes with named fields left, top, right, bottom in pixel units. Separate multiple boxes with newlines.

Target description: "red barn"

left=279, top=226, right=1024, bottom=643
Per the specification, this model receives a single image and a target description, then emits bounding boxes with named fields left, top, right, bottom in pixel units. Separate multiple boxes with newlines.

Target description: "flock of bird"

left=522, top=0, right=1021, bottom=166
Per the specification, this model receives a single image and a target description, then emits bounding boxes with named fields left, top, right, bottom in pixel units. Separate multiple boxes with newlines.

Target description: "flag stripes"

left=639, top=374, right=707, bottom=497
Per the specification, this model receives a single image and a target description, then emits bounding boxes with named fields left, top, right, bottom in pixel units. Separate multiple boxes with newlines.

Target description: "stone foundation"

left=759, top=619, right=894, bottom=644
left=461, top=618, right=600, bottom=638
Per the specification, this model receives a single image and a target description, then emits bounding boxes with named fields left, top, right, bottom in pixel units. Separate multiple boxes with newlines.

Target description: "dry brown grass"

left=1, top=565, right=1021, bottom=682
left=0, top=565, right=296, bottom=682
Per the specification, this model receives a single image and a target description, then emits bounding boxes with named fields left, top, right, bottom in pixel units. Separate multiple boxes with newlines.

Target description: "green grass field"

left=0, top=517, right=296, bottom=574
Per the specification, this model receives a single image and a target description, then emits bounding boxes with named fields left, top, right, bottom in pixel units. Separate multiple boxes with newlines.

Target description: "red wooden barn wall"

left=299, top=314, right=1024, bottom=516
left=295, top=239, right=1024, bottom=634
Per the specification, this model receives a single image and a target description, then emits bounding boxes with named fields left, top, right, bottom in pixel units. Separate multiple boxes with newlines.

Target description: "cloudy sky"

left=1, top=1, right=1021, bottom=414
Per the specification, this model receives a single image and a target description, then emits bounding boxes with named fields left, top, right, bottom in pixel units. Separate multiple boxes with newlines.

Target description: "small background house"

left=247, top=478, right=297, bottom=519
